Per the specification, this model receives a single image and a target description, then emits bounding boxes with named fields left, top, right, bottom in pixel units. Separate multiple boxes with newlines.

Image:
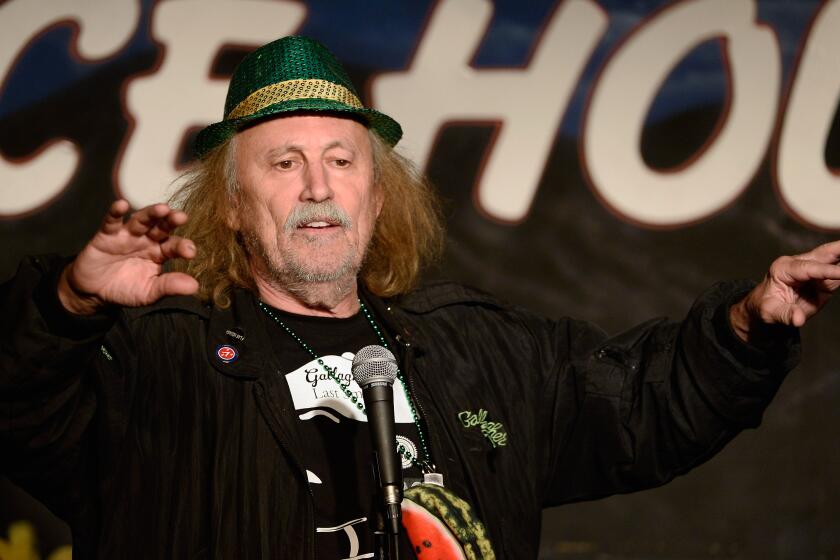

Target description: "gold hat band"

left=226, top=78, right=364, bottom=120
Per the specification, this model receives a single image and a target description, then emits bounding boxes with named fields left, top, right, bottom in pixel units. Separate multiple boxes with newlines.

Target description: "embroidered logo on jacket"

left=457, top=409, right=508, bottom=448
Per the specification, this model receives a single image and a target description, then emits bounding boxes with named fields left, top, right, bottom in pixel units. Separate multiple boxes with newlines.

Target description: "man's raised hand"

left=57, top=200, right=199, bottom=315
left=730, top=240, right=840, bottom=343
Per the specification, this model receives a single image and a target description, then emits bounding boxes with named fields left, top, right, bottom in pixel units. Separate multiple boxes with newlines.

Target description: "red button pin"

left=216, top=344, right=239, bottom=363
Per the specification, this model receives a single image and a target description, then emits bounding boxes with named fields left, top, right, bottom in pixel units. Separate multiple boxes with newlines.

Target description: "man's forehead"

left=236, top=114, right=371, bottom=151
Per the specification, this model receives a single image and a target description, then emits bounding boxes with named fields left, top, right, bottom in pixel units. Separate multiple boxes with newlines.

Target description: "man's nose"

left=301, top=163, right=333, bottom=202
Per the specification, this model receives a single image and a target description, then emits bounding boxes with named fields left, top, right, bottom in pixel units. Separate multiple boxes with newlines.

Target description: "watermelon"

left=403, top=498, right=467, bottom=559
left=402, top=484, right=496, bottom=560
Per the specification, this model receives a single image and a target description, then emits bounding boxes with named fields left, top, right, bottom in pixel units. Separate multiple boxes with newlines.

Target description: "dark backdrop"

left=1, top=1, right=838, bottom=558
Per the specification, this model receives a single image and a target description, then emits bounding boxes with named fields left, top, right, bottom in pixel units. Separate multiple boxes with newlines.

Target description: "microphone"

left=352, top=344, right=402, bottom=537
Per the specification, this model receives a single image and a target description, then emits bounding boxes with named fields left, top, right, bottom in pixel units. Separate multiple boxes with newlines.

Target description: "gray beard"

left=243, top=230, right=363, bottom=310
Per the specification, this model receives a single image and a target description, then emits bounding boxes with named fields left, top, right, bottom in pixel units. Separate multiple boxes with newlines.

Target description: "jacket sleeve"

left=0, top=255, right=121, bottom=520
left=536, top=280, right=800, bottom=506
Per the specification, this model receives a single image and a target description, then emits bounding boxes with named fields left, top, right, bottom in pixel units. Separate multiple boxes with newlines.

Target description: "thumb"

left=768, top=301, right=805, bottom=327
left=790, top=306, right=807, bottom=328
left=149, top=272, right=200, bottom=301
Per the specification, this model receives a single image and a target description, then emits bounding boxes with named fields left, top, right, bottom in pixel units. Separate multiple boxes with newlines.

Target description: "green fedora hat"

left=194, top=36, right=402, bottom=158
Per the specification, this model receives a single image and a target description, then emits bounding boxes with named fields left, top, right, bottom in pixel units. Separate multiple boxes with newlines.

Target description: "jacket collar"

left=206, top=285, right=426, bottom=378
left=358, top=284, right=423, bottom=354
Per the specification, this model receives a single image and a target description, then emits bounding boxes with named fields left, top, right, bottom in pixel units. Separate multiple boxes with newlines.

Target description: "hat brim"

left=194, top=98, right=402, bottom=159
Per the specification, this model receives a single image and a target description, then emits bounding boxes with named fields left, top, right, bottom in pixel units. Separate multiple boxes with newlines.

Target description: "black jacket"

left=1, top=255, right=799, bottom=558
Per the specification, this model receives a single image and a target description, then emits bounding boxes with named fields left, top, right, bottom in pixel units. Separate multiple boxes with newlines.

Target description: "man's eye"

left=276, top=160, right=294, bottom=170
left=334, top=159, right=350, bottom=167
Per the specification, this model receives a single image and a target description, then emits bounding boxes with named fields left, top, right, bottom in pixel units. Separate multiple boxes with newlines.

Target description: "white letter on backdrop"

left=776, top=0, right=840, bottom=230
left=583, top=0, right=780, bottom=226
left=372, top=0, right=606, bottom=223
left=119, top=0, right=305, bottom=207
left=0, top=0, right=138, bottom=216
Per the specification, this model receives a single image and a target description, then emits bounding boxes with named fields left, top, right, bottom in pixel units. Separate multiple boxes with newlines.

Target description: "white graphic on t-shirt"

left=285, top=352, right=414, bottom=423
left=395, top=435, right=417, bottom=470
left=315, top=517, right=374, bottom=560
left=299, top=409, right=341, bottom=423
left=306, top=470, right=322, bottom=484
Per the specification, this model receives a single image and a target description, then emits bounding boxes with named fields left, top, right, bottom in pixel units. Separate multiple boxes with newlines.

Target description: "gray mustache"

left=284, top=201, right=352, bottom=233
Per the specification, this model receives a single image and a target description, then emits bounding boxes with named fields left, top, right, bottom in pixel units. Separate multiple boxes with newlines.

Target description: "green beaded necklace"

left=258, top=298, right=434, bottom=473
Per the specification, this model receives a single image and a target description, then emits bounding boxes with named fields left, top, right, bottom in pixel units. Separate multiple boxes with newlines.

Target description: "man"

left=2, top=35, right=839, bottom=559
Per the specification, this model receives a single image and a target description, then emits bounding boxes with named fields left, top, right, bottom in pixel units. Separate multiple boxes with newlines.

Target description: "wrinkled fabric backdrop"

left=1, top=0, right=838, bottom=558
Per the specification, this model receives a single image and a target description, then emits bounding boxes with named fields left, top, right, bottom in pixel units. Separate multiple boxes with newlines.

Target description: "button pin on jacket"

left=216, top=344, right=239, bottom=364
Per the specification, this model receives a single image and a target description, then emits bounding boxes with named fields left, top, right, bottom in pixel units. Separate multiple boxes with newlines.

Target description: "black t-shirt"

left=260, top=303, right=423, bottom=559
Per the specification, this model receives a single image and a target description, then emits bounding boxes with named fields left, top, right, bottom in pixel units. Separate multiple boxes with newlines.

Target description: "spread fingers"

left=159, top=236, right=197, bottom=261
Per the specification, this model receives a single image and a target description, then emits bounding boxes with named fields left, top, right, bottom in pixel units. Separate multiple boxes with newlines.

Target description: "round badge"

left=216, top=344, right=239, bottom=363
left=396, top=435, right=418, bottom=470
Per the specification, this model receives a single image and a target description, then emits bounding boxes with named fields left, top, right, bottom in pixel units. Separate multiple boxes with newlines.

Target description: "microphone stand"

left=371, top=502, right=388, bottom=560
left=371, top=453, right=400, bottom=560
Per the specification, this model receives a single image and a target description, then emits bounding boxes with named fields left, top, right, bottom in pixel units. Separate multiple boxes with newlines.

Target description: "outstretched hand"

left=58, top=200, right=199, bottom=315
left=730, top=240, right=840, bottom=343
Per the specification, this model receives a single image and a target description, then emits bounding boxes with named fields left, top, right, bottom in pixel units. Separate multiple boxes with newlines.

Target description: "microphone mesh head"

left=352, top=345, right=398, bottom=388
